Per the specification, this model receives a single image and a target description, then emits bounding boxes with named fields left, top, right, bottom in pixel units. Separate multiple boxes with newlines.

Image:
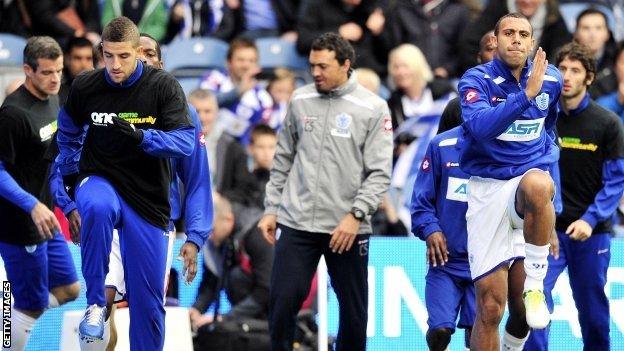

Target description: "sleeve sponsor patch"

left=421, top=157, right=431, bottom=172
left=465, top=89, right=479, bottom=103
left=383, top=115, right=393, bottom=132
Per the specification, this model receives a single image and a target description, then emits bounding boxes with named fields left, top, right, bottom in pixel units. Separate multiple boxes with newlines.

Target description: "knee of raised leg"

left=478, top=294, right=505, bottom=324
left=519, top=172, right=555, bottom=204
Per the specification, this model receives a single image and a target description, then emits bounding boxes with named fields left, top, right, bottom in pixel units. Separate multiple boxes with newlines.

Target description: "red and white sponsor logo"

left=199, top=131, right=206, bottom=146
left=465, top=89, right=479, bottom=103
left=422, top=157, right=431, bottom=172
left=383, top=115, right=393, bottom=132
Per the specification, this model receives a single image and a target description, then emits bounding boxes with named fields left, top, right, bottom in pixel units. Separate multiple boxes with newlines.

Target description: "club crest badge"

left=331, top=113, right=352, bottom=138
left=535, top=92, right=549, bottom=110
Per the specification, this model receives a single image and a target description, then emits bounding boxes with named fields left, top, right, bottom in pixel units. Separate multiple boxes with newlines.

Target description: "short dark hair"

left=311, top=32, right=355, bottom=67
left=576, top=8, right=609, bottom=31
left=102, top=16, right=140, bottom=47
left=494, top=12, right=532, bottom=36
left=250, top=124, right=276, bottom=144
left=23, top=36, right=63, bottom=71
left=227, top=37, right=257, bottom=61
left=140, top=32, right=161, bottom=61
left=556, top=42, right=597, bottom=84
left=66, top=36, right=93, bottom=54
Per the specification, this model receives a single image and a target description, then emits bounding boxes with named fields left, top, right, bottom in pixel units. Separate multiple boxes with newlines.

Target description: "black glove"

left=112, top=116, right=144, bottom=144
left=62, top=173, right=79, bottom=201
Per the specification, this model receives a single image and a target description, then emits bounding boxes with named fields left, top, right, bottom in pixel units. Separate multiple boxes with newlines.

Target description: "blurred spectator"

left=574, top=8, right=620, bottom=98
left=266, top=67, right=296, bottom=129
left=246, top=125, right=277, bottom=209
left=0, top=0, right=30, bottom=37
left=199, top=37, right=273, bottom=145
left=296, top=0, right=386, bottom=75
left=101, top=0, right=169, bottom=41
left=59, top=36, right=94, bottom=104
left=382, top=0, right=469, bottom=78
left=164, top=0, right=237, bottom=43
left=460, top=0, right=571, bottom=73
left=23, top=0, right=101, bottom=45
left=4, top=78, right=25, bottom=97
left=226, top=0, right=302, bottom=40
left=189, top=194, right=273, bottom=329
left=354, top=67, right=381, bottom=94
left=188, top=88, right=254, bottom=205
left=462, top=0, right=484, bottom=20
left=386, top=43, right=456, bottom=137
left=597, top=44, right=624, bottom=120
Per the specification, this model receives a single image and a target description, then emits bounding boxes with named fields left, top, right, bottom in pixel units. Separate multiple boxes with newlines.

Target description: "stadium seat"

left=0, top=33, right=26, bottom=67
left=256, top=37, right=308, bottom=71
left=559, top=3, right=617, bottom=34
left=163, top=37, right=229, bottom=78
left=177, top=77, right=201, bottom=96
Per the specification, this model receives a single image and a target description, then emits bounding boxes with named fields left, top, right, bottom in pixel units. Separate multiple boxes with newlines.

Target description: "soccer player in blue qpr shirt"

left=457, top=12, right=563, bottom=351
left=410, top=117, right=474, bottom=350
left=55, top=17, right=195, bottom=351
left=524, top=42, right=624, bottom=351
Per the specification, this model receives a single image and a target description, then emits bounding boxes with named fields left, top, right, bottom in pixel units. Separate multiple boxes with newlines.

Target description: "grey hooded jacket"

left=264, top=75, right=393, bottom=234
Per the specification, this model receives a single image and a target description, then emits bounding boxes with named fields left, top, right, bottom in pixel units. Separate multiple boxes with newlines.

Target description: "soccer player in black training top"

left=0, top=36, right=80, bottom=351
left=55, top=17, right=195, bottom=351
left=525, top=42, right=624, bottom=351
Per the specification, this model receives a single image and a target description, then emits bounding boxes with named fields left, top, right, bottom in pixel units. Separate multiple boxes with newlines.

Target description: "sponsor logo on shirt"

left=445, top=162, right=459, bottom=168
left=559, top=137, right=598, bottom=152
left=496, top=117, right=545, bottom=142
left=383, top=115, right=393, bottom=132
left=421, top=157, right=431, bottom=172
left=465, top=89, right=479, bottom=103
left=91, top=112, right=116, bottom=125
left=91, top=112, right=156, bottom=126
left=491, top=96, right=506, bottom=104
left=39, top=120, right=57, bottom=142
left=446, top=177, right=468, bottom=202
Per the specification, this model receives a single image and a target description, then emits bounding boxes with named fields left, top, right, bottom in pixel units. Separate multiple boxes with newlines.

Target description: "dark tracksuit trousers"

left=270, top=224, right=370, bottom=351
left=525, top=231, right=611, bottom=351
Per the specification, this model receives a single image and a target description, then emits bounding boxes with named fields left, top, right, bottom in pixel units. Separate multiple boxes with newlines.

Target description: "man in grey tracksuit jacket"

left=258, top=33, right=393, bottom=351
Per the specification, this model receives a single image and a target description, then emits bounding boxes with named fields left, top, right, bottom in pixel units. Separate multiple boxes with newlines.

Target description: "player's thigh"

left=425, top=267, right=463, bottom=331
left=0, top=241, right=49, bottom=311
left=466, top=176, right=522, bottom=282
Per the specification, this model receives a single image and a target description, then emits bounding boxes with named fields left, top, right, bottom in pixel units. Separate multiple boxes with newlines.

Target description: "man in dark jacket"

left=383, top=0, right=470, bottom=78
left=297, top=0, right=386, bottom=75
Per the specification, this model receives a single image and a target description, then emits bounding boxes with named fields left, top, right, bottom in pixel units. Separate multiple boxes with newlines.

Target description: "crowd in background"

left=3, top=0, right=624, bottom=345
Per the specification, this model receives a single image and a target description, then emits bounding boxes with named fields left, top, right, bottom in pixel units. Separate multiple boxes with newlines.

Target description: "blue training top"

left=457, top=58, right=563, bottom=180
left=411, top=127, right=470, bottom=267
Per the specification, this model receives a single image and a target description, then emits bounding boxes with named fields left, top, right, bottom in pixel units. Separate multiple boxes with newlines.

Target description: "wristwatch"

left=350, top=208, right=366, bottom=221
